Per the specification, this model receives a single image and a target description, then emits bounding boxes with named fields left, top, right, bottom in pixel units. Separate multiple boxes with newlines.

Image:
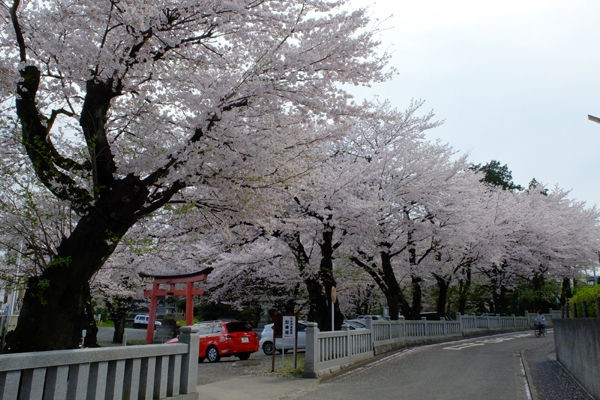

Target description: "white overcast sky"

left=349, top=0, right=600, bottom=208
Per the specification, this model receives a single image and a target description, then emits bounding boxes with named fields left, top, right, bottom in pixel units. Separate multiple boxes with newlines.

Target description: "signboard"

left=282, top=316, right=296, bottom=339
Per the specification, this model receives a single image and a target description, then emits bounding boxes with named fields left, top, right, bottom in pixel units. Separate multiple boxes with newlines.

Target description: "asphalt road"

left=295, top=331, right=593, bottom=400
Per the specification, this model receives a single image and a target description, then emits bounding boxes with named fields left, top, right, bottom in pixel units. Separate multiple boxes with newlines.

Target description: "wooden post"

left=146, top=282, right=159, bottom=344
left=186, top=282, right=194, bottom=326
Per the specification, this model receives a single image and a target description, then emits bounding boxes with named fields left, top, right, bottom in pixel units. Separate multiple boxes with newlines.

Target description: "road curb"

left=520, top=349, right=538, bottom=400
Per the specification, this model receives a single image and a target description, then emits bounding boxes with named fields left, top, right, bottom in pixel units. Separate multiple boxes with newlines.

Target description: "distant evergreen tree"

left=527, top=178, right=549, bottom=196
left=470, top=160, right=523, bottom=191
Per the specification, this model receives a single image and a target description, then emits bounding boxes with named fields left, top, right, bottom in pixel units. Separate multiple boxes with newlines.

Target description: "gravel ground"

left=523, top=332, right=594, bottom=400
left=197, top=350, right=305, bottom=385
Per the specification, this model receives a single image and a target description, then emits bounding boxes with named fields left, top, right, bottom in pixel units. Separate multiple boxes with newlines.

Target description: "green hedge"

left=569, top=285, right=600, bottom=317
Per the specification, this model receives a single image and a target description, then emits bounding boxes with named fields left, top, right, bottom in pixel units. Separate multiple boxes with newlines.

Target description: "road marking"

left=443, top=333, right=526, bottom=351
left=444, top=342, right=486, bottom=351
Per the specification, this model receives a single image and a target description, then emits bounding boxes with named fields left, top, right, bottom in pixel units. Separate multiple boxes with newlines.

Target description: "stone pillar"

left=179, top=325, right=199, bottom=396
left=303, top=322, right=319, bottom=378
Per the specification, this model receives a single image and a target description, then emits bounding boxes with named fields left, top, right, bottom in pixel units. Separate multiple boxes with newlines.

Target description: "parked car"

left=342, top=319, right=368, bottom=330
left=167, top=320, right=259, bottom=363
left=356, top=314, right=389, bottom=321
left=133, top=314, right=162, bottom=329
left=259, top=321, right=307, bottom=355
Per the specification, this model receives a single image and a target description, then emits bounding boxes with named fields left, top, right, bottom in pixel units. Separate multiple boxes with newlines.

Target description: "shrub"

left=569, top=285, right=600, bottom=317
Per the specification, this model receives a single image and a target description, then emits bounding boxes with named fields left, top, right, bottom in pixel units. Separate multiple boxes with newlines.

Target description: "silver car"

left=259, top=321, right=307, bottom=355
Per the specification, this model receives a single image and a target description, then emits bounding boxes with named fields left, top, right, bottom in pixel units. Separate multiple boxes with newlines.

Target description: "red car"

left=168, top=320, right=259, bottom=363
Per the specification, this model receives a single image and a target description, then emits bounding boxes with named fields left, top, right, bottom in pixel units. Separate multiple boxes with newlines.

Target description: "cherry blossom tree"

left=335, top=101, right=460, bottom=320
left=1, top=0, right=389, bottom=351
left=271, top=133, right=359, bottom=330
left=469, top=180, right=600, bottom=314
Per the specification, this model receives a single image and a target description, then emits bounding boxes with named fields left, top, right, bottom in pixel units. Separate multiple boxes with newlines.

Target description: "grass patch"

left=269, top=353, right=305, bottom=376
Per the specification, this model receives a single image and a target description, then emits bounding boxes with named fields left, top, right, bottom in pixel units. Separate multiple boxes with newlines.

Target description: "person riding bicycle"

left=534, top=310, right=546, bottom=335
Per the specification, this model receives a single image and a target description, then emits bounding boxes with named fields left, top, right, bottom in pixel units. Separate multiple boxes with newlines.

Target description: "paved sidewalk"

left=522, top=335, right=594, bottom=400
left=196, top=375, right=318, bottom=400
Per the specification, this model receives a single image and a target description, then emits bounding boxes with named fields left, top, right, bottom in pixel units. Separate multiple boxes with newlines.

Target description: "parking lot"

left=197, top=350, right=304, bottom=385
left=97, top=327, right=301, bottom=385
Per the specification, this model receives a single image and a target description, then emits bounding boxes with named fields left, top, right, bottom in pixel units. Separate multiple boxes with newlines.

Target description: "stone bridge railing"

left=0, top=326, right=198, bottom=400
left=304, top=313, right=555, bottom=378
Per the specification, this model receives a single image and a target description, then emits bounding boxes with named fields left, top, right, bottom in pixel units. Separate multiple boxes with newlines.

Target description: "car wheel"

left=238, top=353, right=251, bottom=360
left=206, top=346, right=220, bottom=363
left=262, top=341, right=274, bottom=355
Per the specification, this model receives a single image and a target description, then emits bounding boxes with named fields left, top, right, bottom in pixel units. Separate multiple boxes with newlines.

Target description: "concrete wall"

left=554, top=318, right=600, bottom=399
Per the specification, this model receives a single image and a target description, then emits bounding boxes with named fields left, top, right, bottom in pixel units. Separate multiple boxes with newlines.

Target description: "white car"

left=259, top=321, right=307, bottom=355
left=133, top=314, right=162, bottom=329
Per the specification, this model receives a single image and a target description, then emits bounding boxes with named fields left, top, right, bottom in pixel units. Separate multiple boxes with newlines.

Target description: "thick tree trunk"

left=304, top=276, right=329, bottom=329
left=81, top=284, right=98, bottom=347
left=380, top=251, right=410, bottom=319
left=490, top=284, right=509, bottom=314
left=4, top=270, right=87, bottom=352
left=106, top=296, right=134, bottom=344
left=5, top=176, right=149, bottom=352
left=560, top=277, right=572, bottom=308
left=276, top=228, right=343, bottom=331
left=112, top=316, right=126, bottom=344
left=434, top=274, right=450, bottom=318
left=318, top=229, right=344, bottom=330
left=409, top=275, right=422, bottom=319
left=457, top=267, right=472, bottom=314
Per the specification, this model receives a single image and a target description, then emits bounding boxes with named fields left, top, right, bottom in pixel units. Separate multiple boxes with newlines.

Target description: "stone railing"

left=0, top=326, right=199, bottom=400
left=304, top=313, right=551, bottom=378
left=304, top=323, right=373, bottom=378
left=459, top=314, right=531, bottom=332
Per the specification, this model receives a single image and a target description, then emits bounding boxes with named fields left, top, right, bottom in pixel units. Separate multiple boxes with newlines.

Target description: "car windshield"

left=197, top=325, right=212, bottom=335
left=226, top=322, right=251, bottom=332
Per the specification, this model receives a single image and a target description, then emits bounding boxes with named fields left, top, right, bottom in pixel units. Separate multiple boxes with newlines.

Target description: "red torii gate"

left=139, top=268, right=212, bottom=344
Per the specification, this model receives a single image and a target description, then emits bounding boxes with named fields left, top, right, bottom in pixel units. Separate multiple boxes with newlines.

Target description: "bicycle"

left=534, top=324, right=545, bottom=337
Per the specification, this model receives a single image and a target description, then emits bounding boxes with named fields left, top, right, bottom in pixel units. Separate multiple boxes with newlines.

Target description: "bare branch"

left=10, top=0, right=26, bottom=62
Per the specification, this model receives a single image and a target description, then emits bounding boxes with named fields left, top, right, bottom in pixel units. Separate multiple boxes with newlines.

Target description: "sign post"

left=331, top=286, right=337, bottom=331
left=282, top=315, right=296, bottom=368
left=272, top=311, right=282, bottom=372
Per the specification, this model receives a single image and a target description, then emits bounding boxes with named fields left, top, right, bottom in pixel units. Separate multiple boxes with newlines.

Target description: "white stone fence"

left=303, top=312, right=556, bottom=378
left=0, top=326, right=199, bottom=400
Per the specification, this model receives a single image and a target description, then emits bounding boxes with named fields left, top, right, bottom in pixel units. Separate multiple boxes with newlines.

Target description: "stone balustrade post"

left=178, top=325, right=199, bottom=397
left=303, top=322, right=319, bottom=378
